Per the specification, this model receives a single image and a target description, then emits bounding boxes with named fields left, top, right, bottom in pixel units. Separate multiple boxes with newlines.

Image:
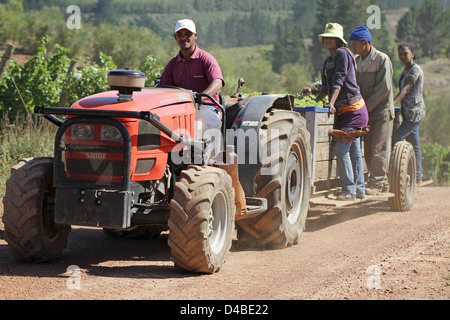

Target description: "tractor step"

left=236, top=197, right=268, bottom=220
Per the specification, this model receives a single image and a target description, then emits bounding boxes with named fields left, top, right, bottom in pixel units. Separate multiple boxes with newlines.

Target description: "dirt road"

left=0, top=187, right=448, bottom=301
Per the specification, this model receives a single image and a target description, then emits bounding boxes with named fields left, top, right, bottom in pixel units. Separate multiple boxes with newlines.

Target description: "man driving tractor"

left=159, top=19, right=225, bottom=158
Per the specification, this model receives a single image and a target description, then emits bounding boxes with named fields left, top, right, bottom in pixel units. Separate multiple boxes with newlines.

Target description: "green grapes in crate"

left=293, top=94, right=328, bottom=108
left=240, top=90, right=328, bottom=109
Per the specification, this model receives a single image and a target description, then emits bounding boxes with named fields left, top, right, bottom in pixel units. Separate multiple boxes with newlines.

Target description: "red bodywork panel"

left=65, top=88, right=197, bottom=183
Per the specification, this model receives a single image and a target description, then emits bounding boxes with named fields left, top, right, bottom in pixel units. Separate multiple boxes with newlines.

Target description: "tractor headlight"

left=100, top=125, right=123, bottom=142
left=71, top=124, right=94, bottom=141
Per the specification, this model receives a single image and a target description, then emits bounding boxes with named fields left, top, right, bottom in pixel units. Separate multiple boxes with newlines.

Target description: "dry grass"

left=0, top=114, right=56, bottom=197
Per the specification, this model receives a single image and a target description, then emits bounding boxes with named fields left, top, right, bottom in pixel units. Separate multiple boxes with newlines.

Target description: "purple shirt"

left=320, top=47, right=368, bottom=129
left=159, top=46, right=224, bottom=104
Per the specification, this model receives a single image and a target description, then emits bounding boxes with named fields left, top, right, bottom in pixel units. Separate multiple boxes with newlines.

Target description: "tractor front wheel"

left=2, top=157, right=70, bottom=262
left=168, top=166, right=235, bottom=273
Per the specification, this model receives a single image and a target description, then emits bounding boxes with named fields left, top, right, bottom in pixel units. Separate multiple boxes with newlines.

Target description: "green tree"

left=417, top=0, right=447, bottom=58
left=94, top=0, right=117, bottom=24
left=272, top=24, right=287, bottom=73
left=309, top=0, right=337, bottom=75
left=335, top=0, right=372, bottom=35
left=397, top=0, right=450, bottom=59
left=292, top=0, right=317, bottom=38
left=90, top=22, right=172, bottom=69
left=0, top=0, right=25, bottom=43
left=396, top=4, right=419, bottom=45
left=271, top=24, right=308, bottom=74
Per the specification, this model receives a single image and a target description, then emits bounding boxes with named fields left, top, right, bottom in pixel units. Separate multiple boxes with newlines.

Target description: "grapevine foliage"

left=0, top=36, right=163, bottom=121
left=0, top=36, right=70, bottom=118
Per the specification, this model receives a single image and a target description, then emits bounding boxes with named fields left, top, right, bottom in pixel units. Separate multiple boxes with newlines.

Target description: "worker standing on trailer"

left=392, top=44, right=426, bottom=183
left=349, top=26, right=394, bottom=195
left=317, top=23, right=369, bottom=201
left=159, top=19, right=225, bottom=157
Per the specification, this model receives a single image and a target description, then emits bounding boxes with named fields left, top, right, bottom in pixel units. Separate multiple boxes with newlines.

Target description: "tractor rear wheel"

left=388, top=141, right=416, bottom=211
left=236, top=110, right=311, bottom=249
left=168, top=165, right=235, bottom=273
left=2, top=157, right=70, bottom=262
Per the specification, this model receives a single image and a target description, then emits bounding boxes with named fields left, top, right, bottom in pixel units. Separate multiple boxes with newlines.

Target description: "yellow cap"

left=318, top=23, right=347, bottom=45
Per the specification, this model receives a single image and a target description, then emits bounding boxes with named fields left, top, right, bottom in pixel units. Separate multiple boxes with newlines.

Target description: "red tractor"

left=2, top=70, right=311, bottom=273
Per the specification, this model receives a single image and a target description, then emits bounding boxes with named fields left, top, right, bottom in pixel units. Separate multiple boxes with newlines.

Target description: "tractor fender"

left=230, top=94, right=294, bottom=196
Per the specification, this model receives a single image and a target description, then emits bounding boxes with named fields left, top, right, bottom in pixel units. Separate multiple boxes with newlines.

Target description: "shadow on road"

left=305, top=200, right=391, bottom=232
left=0, top=227, right=200, bottom=280
left=0, top=199, right=393, bottom=280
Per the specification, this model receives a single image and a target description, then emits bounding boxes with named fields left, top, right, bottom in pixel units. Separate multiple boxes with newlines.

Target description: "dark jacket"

left=320, top=47, right=368, bottom=129
left=320, top=47, right=362, bottom=109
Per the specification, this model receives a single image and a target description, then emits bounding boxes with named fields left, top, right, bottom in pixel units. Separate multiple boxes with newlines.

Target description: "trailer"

left=293, top=105, right=427, bottom=210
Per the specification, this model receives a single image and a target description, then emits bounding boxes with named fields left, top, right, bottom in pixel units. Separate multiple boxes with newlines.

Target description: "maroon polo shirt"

left=159, top=46, right=224, bottom=104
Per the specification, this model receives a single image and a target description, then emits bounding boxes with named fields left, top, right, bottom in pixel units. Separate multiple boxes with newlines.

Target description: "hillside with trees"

left=2, top=1, right=449, bottom=69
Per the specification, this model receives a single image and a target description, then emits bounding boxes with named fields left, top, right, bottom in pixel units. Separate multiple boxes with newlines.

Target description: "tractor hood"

left=70, top=88, right=195, bottom=113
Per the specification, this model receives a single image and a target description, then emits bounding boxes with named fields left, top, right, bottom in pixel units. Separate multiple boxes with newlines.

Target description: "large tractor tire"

left=168, top=166, right=235, bottom=273
left=2, top=157, right=71, bottom=262
left=236, top=110, right=311, bottom=249
left=388, top=141, right=416, bottom=212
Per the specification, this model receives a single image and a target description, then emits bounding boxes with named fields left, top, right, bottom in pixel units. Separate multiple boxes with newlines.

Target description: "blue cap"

left=349, top=26, right=372, bottom=42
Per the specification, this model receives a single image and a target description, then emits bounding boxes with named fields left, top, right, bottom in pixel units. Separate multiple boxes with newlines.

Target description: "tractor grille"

left=54, top=117, right=131, bottom=190
left=66, top=158, right=124, bottom=177
left=61, top=144, right=126, bottom=186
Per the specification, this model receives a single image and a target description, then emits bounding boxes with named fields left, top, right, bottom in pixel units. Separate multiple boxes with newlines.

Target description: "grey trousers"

left=363, top=117, right=393, bottom=190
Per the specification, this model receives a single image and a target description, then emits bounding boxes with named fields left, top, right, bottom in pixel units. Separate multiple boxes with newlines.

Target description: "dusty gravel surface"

left=0, top=187, right=448, bottom=301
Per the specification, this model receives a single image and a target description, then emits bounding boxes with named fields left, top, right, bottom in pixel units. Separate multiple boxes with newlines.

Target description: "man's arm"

left=202, top=78, right=223, bottom=101
left=302, top=81, right=323, bottom=95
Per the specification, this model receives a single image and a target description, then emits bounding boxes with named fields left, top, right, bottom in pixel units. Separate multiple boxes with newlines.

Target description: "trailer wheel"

left=2, top=157, right=70, bottom=262
left=237, top=110, right=311, bottom=249
left=168, top=166, right=235, bottom=273
left=388, top=141, right=416, bottom=211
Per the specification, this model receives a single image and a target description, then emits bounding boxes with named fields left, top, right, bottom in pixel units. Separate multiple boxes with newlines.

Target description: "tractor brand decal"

left=160, top=93, right=190, bottom=105
left=176, top=93, right=190, bottom=100
left=86, top=152, right=107, bottom=160
left=242, top=121, right=259, bottom=127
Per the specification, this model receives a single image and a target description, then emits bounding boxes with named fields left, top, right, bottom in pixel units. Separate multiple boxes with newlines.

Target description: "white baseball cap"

left=174, top=19, right=196, bottom=34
